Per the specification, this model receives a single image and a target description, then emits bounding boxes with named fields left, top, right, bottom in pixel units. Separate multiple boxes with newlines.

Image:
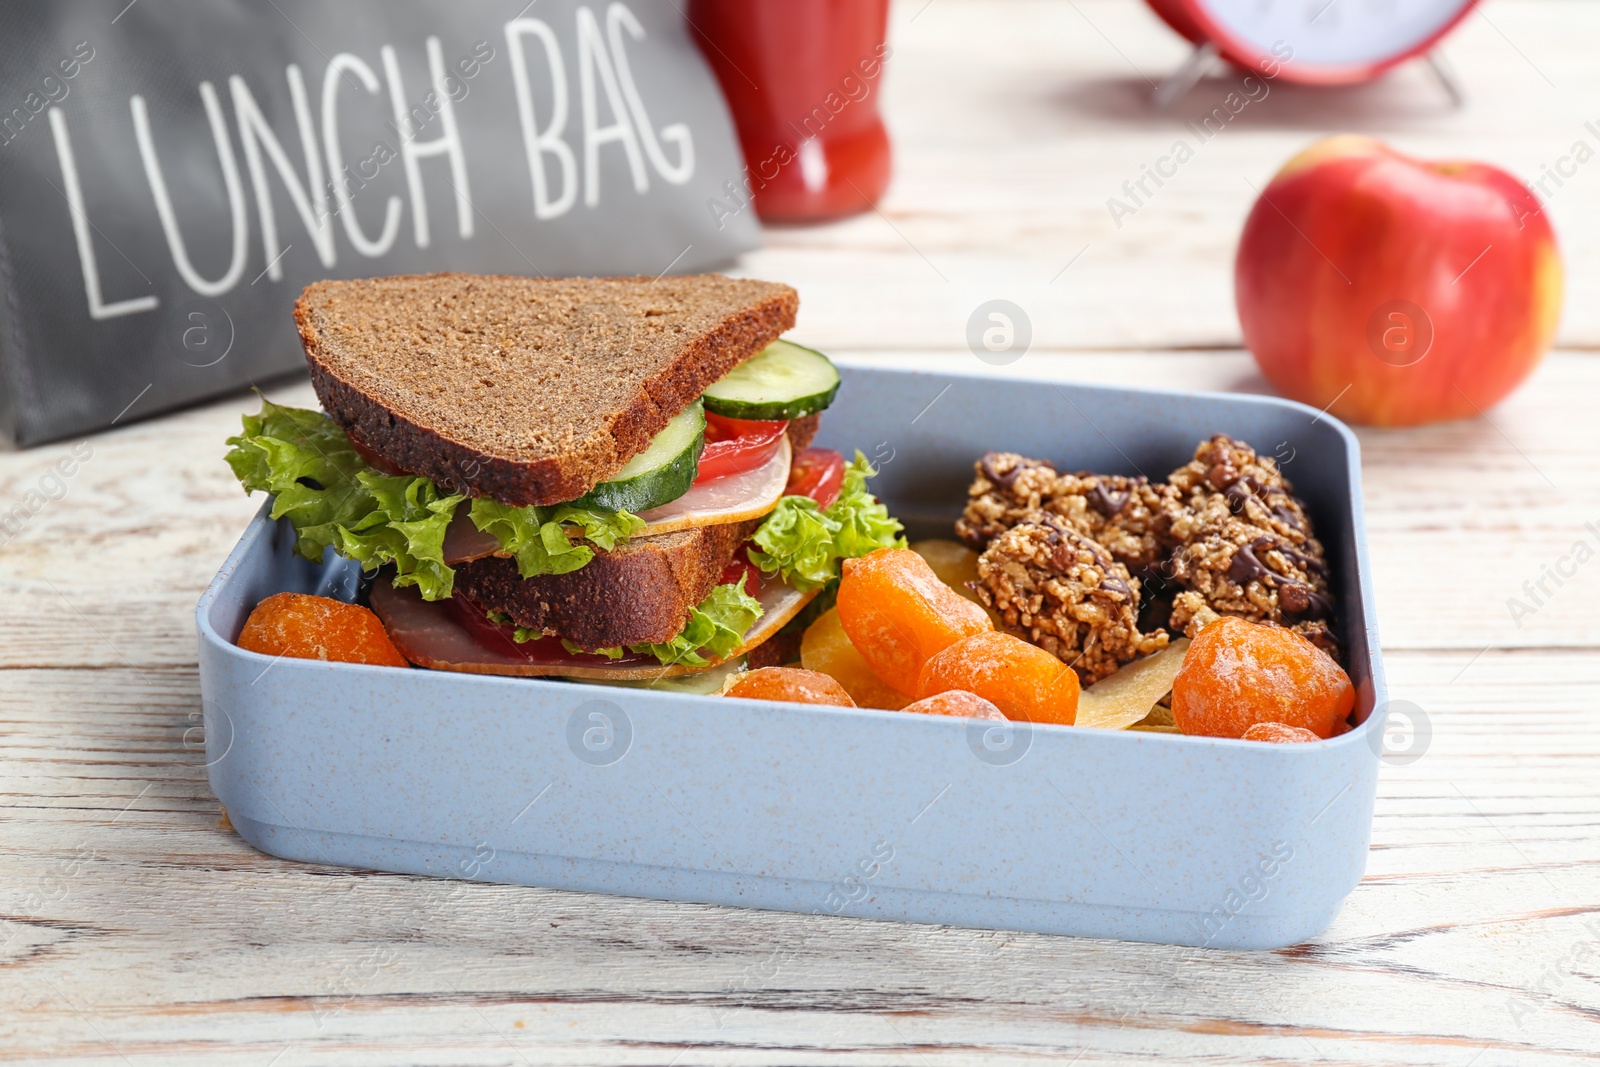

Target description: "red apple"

left=1235, top=135, right=1563, bottom=426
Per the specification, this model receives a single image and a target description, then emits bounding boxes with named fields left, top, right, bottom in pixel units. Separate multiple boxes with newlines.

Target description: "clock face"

left=1182, top=0, right=1476, bottom=82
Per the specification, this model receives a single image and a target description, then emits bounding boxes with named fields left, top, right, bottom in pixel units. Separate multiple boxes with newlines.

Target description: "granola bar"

left=956, top=452, right=1065, bottom=548
left=974, top=516, right=1169, bottom=684
left=1167, top=434, right=1318, bottom=549
left=1165, top=512, right=1338, bottom=655
left=957, top=452, right=1177, bottom=571
left=1159, top=435, right=1338, bottom=654
left=956, top=434, right=1342, bottom=669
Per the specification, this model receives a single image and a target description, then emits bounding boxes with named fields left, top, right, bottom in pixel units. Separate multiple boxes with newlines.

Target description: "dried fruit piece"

left=1075, top=638, right=1191, bottom=730
left=902, top=690, right=1006, bottom=720
left=1171, top=616, right=1353, bottom=739
left=912, top=537, right=1003, bottom=625
left=836, top=548, right=993, bottom=696
left=1135, top=701, right=1176, bottom=729
left=1243, top=722, right=1322, bottom=744
left=910, top=539, right=983, bottom=604
left=800, top=607, right=911, bottom=710
left=236, top=592, right=409, bottom=667
left=918, top=631, right=1080, bottom=726
left=722, top=667, right=857, bottom=707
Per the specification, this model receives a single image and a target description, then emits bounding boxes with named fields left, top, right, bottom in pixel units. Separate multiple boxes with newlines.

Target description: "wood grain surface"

left=4, top=1, right=1599, bottom=1063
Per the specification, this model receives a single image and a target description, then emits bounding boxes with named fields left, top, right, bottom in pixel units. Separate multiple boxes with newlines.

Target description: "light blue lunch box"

left=196, top=365, right=1385, bottom=949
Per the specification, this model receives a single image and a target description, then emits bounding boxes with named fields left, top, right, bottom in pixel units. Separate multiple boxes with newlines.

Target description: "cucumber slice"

left=577, top=401, right=705, bottom=512
left=702, top=339, right=841, bottom=421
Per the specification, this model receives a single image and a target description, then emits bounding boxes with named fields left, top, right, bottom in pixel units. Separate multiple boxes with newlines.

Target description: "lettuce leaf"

left=225, top=398, right=465, bottom=599
left=748, top=453, right=905, bottom=592
left=225, top=398, right=377, bottom=560
left=469, top=498, right=644, bottom=579
left=560, top=638, right=626, bottom=660
left=628, top=581, right=765, bottom=666
left=338, top=471, right=465, bottom=599
left=487, top=610, right=548, bottom=647
left=569, top=581, right=764, bottom=667
left=226, top=399, right=641, bottom=599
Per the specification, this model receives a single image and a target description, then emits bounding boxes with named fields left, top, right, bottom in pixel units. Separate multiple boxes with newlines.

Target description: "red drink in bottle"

left=688, top=0, right=893, bottom=223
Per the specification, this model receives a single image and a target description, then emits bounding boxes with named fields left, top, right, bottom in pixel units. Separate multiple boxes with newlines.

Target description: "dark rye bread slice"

left=454, top=517, right=762, bottom=651
left=296, top=273, right=798, bottom=507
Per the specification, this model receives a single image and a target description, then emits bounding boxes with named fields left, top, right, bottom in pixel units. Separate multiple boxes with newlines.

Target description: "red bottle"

left=688, top=0, right=892, bottom=223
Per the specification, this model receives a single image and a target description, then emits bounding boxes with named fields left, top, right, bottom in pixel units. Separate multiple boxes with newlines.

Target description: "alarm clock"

left=1146, top=0, right=1477, bottom=98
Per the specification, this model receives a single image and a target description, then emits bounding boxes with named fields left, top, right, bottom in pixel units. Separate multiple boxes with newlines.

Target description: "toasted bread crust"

left=454, top=518, right=762, bottom=650
left=296, top=274, right=799, bottom=506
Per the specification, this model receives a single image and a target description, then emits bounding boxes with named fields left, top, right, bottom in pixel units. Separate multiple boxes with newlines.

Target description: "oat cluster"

left=959, top=435, right=1338, bottom=681
left=974, top=517, right=1169, bottom=683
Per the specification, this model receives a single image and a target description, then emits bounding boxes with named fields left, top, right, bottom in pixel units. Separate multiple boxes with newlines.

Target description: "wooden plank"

left=2, top=651, right=1597, bottom=1064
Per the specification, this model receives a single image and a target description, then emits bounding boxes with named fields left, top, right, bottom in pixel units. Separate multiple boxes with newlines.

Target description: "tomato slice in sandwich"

left=695, top=412, right=789, bottom=484
left=719, top=549, right=763, bottom=595
left=785, top=448, right=846, bottom=510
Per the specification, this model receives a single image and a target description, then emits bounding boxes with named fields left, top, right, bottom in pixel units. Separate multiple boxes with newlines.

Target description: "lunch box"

left=196, top=365, right=1385, bottom=949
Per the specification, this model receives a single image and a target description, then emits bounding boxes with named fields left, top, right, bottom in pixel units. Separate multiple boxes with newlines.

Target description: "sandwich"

left=224, top=273, right=903, bottom=683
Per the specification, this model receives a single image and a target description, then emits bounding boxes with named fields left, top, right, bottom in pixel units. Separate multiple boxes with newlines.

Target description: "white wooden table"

left=5, top=1, right=1599, bottom=1062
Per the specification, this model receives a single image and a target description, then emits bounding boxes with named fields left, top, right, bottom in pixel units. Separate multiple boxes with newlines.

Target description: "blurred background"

left=737, top=0, right=1585, bottom=354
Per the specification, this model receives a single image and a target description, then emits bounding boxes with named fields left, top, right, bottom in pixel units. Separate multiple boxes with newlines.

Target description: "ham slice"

left=370, top=570, right=816, bottom=680
left=634, top=436, right=790, bottom=535
left=440, top=511, right=501, bottom=565
left=440, top=437, right=792, bottom=565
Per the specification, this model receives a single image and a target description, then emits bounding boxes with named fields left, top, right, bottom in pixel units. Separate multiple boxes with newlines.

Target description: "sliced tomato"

left=719, top=550, right=763, bottom=595
left=786, top=448, right=846, bottom=510
left=695, top=412, right=788, bottom=484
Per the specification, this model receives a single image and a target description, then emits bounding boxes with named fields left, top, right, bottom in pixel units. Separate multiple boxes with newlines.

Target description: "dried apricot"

left=902, top=690, right=1005, bottom=721
left=236, top=592, right=409, bottom=667
left=1171, top=616, right=1353, bottom=739
left=800, top=607, right=911, bottom=710
left=722, top=667, right=857, bottom=707
left=910, top=539, right=983, bottom=604
left=1242, top=722, right=1322, bottom=744
left=836, top=548, right=993, bottom=695
left=918, top=631, right=1080, bottom=726
left=912, top=538, right=1003, bottom=625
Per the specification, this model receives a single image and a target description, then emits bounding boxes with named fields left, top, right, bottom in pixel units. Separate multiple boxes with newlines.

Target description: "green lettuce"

left=225, top=399, right=641, bottom=599
left=629, top=581, right=764, bottom=666
left=486, top=610, right=545, bottom=646
left=338, top=471, right=465, bottom=600
left=469, top=498, right=644, bottom=579
left=748, top=453, right=905, bottom=592
left=554, top=581, right=764, bottom=667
